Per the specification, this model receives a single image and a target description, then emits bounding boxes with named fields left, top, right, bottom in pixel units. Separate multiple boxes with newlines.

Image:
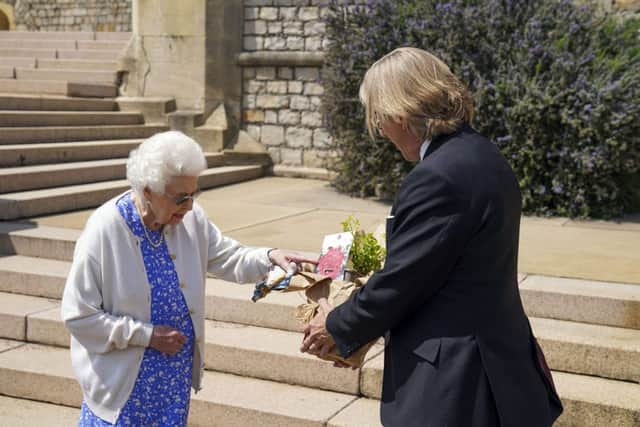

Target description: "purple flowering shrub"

left=323, top=0, right=639, bottom=217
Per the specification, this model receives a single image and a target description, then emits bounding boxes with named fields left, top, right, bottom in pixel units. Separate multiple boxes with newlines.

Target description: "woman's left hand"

left=268, top=249, right=317, bottom=272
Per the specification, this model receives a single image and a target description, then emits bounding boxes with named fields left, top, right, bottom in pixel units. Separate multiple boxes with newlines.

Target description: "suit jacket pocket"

left=395, top=336, right=441, bottom=364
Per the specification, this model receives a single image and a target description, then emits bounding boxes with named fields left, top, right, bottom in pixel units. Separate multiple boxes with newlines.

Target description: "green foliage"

left=323, top=0, right=640, bottom=218
left=341, top=215, right=386, bottom=276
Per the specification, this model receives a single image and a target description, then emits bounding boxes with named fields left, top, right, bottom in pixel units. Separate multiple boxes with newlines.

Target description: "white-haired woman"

left=62, top=131, right=314, bottom=426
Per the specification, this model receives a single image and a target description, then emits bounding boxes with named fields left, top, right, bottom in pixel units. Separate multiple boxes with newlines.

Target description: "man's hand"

left=301, top=298, right=336, bottom=357
left=149, top=325, right=187, bottom=355
left=268, top=249, right=317, bottom=272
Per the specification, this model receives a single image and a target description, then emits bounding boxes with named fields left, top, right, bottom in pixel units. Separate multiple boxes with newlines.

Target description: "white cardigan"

left=61, top=192, right=271, bottom=423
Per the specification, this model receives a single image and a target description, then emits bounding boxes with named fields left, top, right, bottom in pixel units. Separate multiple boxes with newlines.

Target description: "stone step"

left=0, top=94, right=116, bottom=111
left=0, top=39, right=77, bottom=50
left=0, top=250, right=637, bottom=332
left=0, top=223, right=79, bottom=262
left=0, top=65, right=14, bottom=79
left=0, top=78, right=67, bottom=95
left=15, top=68, right=119, bottom=85
left=0, top=79, right=117, bottom=97
left=56, top=49, right=123, bottom=61
left=0, top=48, right=57, bottom=58
left=0, top=57, right=37, bottom=69
left=360, top=352, right=640, bottom=427
left=0, top=292, right=59, bottom=341
left=37, top=58, right=119, bottom=71
left=76, top=40, right=127, bottom=51
left=530, top=317, right=640, bottom=383
left=94, top=32, right=132, bottom=42
left=0, top=343, right=359, bottom=427
left=0, top=124, right=167, bottom=145
left=0, top=153, right=225, bottom=193
left=0, top=165, right=264, bottom=220
left=0, top=111, right=142, bottom=127
left=1, top=281, right=638, bottom=384
left=0, top=395, right=79, bottom=427
left=0, top=255, right=68, bottom=299
left=521, top=274, right=640, bottom=329
left=0, top=139, right=143, bottom=167
left=15, top=299, right=381, bottom=394
left=0, top=31, right=95, bottom=41
left=205, top=277, right=304, bottom=332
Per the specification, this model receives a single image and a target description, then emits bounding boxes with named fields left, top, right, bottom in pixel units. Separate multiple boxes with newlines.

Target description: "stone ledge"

left=272, top=164, right=333, bottom=181
left=237, top=51, right=325, bottom=67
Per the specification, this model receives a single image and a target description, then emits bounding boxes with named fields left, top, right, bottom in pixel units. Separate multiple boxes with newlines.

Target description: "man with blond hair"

left=302, top=48, right=563, bottom=426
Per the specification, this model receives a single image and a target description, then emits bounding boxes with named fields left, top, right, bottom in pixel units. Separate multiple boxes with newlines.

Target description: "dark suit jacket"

left=326, top=124, right=563, bottom=427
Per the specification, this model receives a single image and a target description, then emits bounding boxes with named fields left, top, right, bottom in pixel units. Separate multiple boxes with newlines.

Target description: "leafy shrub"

left=322, top=0, right=640, bottom=218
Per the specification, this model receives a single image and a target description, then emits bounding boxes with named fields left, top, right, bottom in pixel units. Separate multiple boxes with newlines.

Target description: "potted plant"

left=341, top=215, right=386, bottom=281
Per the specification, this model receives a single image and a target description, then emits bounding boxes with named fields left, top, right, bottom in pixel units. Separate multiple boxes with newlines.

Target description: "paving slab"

left=198, top=199, right=313, bottom=233
left=521, top=275, right=640, bottom=329
left=226, top=209, right=386, bottom=253
left=0, top=292, right=58, bottom=340
left=327, top=398, right=382, bottom=427
left=519, top=220, right=640, bottom=284
left=199, top=177, right=391, bottom=216
left=0, top=395, right=79, bottom=426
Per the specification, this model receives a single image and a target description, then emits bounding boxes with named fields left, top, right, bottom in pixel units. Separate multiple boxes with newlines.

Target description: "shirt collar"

left=419, top=139, right=431, bottom=160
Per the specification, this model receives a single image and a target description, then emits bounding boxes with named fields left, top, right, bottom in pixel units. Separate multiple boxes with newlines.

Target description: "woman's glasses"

left=166, top=190, right=202, bottom=205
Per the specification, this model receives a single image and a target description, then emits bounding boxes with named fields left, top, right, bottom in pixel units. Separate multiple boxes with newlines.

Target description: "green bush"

left=322, top=0, right=640, bottom=218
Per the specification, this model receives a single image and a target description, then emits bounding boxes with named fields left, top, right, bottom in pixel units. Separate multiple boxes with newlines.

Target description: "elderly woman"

left=62, top=130, right=313, bottom=426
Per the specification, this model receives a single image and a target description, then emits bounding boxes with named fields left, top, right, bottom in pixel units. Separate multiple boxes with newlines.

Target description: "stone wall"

left=241, top=0, right=334, bottom=168
left=240, top=0, right=639, bottom=169
left=11, top=0, right=131, bottom=32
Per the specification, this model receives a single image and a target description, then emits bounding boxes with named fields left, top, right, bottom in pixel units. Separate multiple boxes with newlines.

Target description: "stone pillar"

left=122, top=0, right=244, bottom=149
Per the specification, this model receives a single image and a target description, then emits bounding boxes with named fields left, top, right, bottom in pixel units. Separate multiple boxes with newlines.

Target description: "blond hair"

left=359, top=47, right=474, bottom=141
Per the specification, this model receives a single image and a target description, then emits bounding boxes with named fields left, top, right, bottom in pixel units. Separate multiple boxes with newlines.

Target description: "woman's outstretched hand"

left=268, top=249, right=318, bottom=272
left=149, top=325, right=187, bottom=355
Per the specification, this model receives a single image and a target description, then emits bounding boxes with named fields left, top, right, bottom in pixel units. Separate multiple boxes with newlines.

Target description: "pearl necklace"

left=143, top=223, right=165, bottom=248
left=134, top=195, right=164, bottom=248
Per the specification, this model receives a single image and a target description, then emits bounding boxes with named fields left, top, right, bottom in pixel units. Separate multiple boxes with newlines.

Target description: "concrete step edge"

left=0, top=343, right=358, bottom=426
left=0, top=165, right=264, bottom=220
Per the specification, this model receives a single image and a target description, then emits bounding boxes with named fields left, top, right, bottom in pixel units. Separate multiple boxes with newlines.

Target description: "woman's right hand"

left=149, top=325, right=187, bottom=355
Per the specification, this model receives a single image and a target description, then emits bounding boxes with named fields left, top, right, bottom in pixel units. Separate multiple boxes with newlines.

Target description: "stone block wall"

left=12, top=0, right=131, bottom=32
left=240, top=0, right=336, bottom=169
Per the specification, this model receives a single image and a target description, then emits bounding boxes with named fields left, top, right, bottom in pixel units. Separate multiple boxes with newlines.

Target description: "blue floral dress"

left=78, top=192, right=195, bottom=427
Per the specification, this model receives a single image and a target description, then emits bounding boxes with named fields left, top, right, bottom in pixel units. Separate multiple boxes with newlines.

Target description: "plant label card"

left=316, top=232, right=353, bottom=280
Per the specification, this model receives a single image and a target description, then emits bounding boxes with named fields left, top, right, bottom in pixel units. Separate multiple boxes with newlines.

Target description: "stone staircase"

left=0, top=92, right=266, bottom=220
left=0, top=222, right=638, bottom=426
left=0, top=31, right=130, bottom=97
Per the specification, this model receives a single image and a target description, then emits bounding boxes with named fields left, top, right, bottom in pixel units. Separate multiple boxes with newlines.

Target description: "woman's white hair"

left=127, top=130, right=207, bottom=199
